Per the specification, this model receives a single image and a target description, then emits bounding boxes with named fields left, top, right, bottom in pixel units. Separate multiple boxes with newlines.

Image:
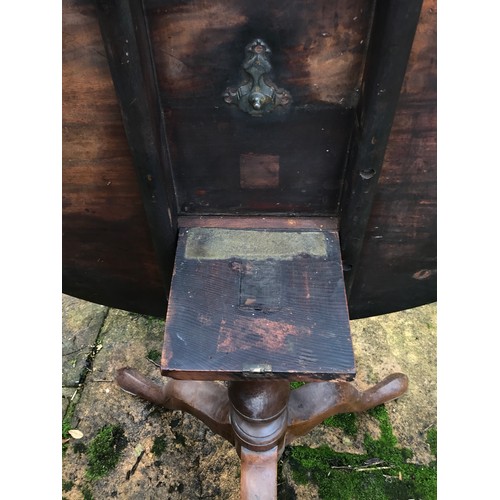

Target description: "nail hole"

left=360, top=169, right=376, bottom=180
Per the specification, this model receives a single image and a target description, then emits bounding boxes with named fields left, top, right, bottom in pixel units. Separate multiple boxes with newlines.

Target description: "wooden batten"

left=95, top=0, right=179, bottom=293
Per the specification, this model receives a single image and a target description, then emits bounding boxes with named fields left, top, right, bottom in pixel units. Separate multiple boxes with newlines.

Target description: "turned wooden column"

left=228, top=380, right=290, bottom=500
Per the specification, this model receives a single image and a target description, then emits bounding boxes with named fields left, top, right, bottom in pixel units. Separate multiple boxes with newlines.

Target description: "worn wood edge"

left=160, top=368, right=355, bottom=382
left=95, top=0, right=178, bottom=293
left=177, top=215, right=339, bottom=231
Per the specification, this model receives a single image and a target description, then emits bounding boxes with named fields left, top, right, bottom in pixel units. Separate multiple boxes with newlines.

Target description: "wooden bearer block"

left=161, top=227, right=355, bottom=381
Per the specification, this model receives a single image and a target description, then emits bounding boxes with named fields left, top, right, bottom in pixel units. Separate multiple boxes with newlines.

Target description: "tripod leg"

left=286, top=373, right=408, bottom=444
left=116, top=367, right=234, bottom=444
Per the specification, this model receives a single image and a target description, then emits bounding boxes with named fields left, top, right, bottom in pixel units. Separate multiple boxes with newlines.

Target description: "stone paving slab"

left=62, top=295, right=436, bottom=499
left=62, top=295, right=108, bottom=387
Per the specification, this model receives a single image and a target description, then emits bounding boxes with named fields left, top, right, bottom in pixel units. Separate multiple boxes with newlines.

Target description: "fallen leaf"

left=134, top=444, right=144, bottom=457
left=68, top=429, right=83, bottom=439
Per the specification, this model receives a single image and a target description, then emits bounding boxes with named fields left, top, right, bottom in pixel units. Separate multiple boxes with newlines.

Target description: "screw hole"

left=360, top=169, right=376, bottom=180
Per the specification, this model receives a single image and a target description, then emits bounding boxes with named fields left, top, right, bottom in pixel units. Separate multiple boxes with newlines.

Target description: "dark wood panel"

left=146, top=0, right=374, bottom=106
left=162, top=229, right=354, bottom=381
left=63, top=213, right=168, bottom=316
left=145, top=0, right=375, bottom=216
left=348, top=0, right=436, bottom=318
left=166, top=106, right=354, bottom=214
left=62, top=0, right=166, bottom=316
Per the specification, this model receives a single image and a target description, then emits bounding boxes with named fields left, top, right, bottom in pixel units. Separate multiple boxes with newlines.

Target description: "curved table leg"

left=116, top=367, right=234, bottom=444
left=286, top=373, right=408, bottom=444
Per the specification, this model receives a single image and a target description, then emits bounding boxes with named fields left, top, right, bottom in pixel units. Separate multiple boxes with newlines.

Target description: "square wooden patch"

left=240, top=153, right=280, bottom=189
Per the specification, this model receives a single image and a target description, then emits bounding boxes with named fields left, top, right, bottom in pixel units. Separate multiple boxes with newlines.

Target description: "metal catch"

left=223, top=39, right=292, bottom=116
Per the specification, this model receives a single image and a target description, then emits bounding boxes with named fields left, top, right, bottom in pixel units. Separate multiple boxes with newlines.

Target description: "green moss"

left=427, top=427, right=437, bottom=458
left=147, top=349, right=162, bottom=364
left=363, top=405, right=408, bottom=463
left=146, top=315, right=165, bottom=327
left=277, top=452, right=297, bottom=500
left=152, top=435, right=168, bottom=456
left=290, top=381, right=306, bottom=390
left=85, top=425, right=127, bottom=481
left=290, top=446, right=376, bottom=499
left=287, top=405, right=437, bottom=500
left=62, top=480, right=73, bottom=492
left=73, top=442, right=87, bottom=455
left=81, top=484, right=94, bottom=500
left=173, top=431, right=186, bottom=447
left=62, top=416, right=72, bottom=440
left=323, top=413, right=358, bottom=436
left=62, top=395, right=79, bottom=454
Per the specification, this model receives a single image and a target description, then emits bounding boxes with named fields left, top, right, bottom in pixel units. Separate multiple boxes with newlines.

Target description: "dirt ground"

left=62, top=295, right=436, bottom=499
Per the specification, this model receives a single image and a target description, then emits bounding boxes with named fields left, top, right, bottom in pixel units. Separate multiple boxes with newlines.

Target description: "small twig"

left=383, top=474, right=401, bottom=480
left=330, top=465, right=394, bottom=472
left=421, top=422, right=436, bottom=434
left=62, top=346, right=87, bottom=357
left=354, top=466, right=393, bottom=472
left=126, top=450, right=145, bottom=480
left=146, top=357, right=161, bottom=368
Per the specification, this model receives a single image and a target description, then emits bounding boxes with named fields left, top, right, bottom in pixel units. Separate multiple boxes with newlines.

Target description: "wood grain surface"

left=162, top=229, right=354, bottom=380
left=62, top=0, right=166, bottom=316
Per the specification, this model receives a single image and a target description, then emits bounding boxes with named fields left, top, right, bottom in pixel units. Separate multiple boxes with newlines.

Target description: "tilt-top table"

left=63, top=1, right=435, bottom=497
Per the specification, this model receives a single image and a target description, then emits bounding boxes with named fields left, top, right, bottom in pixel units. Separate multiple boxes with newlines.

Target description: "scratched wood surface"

left=348, top=0, right=437, bottom=317
left=162, top=229, right=354, bottom=380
